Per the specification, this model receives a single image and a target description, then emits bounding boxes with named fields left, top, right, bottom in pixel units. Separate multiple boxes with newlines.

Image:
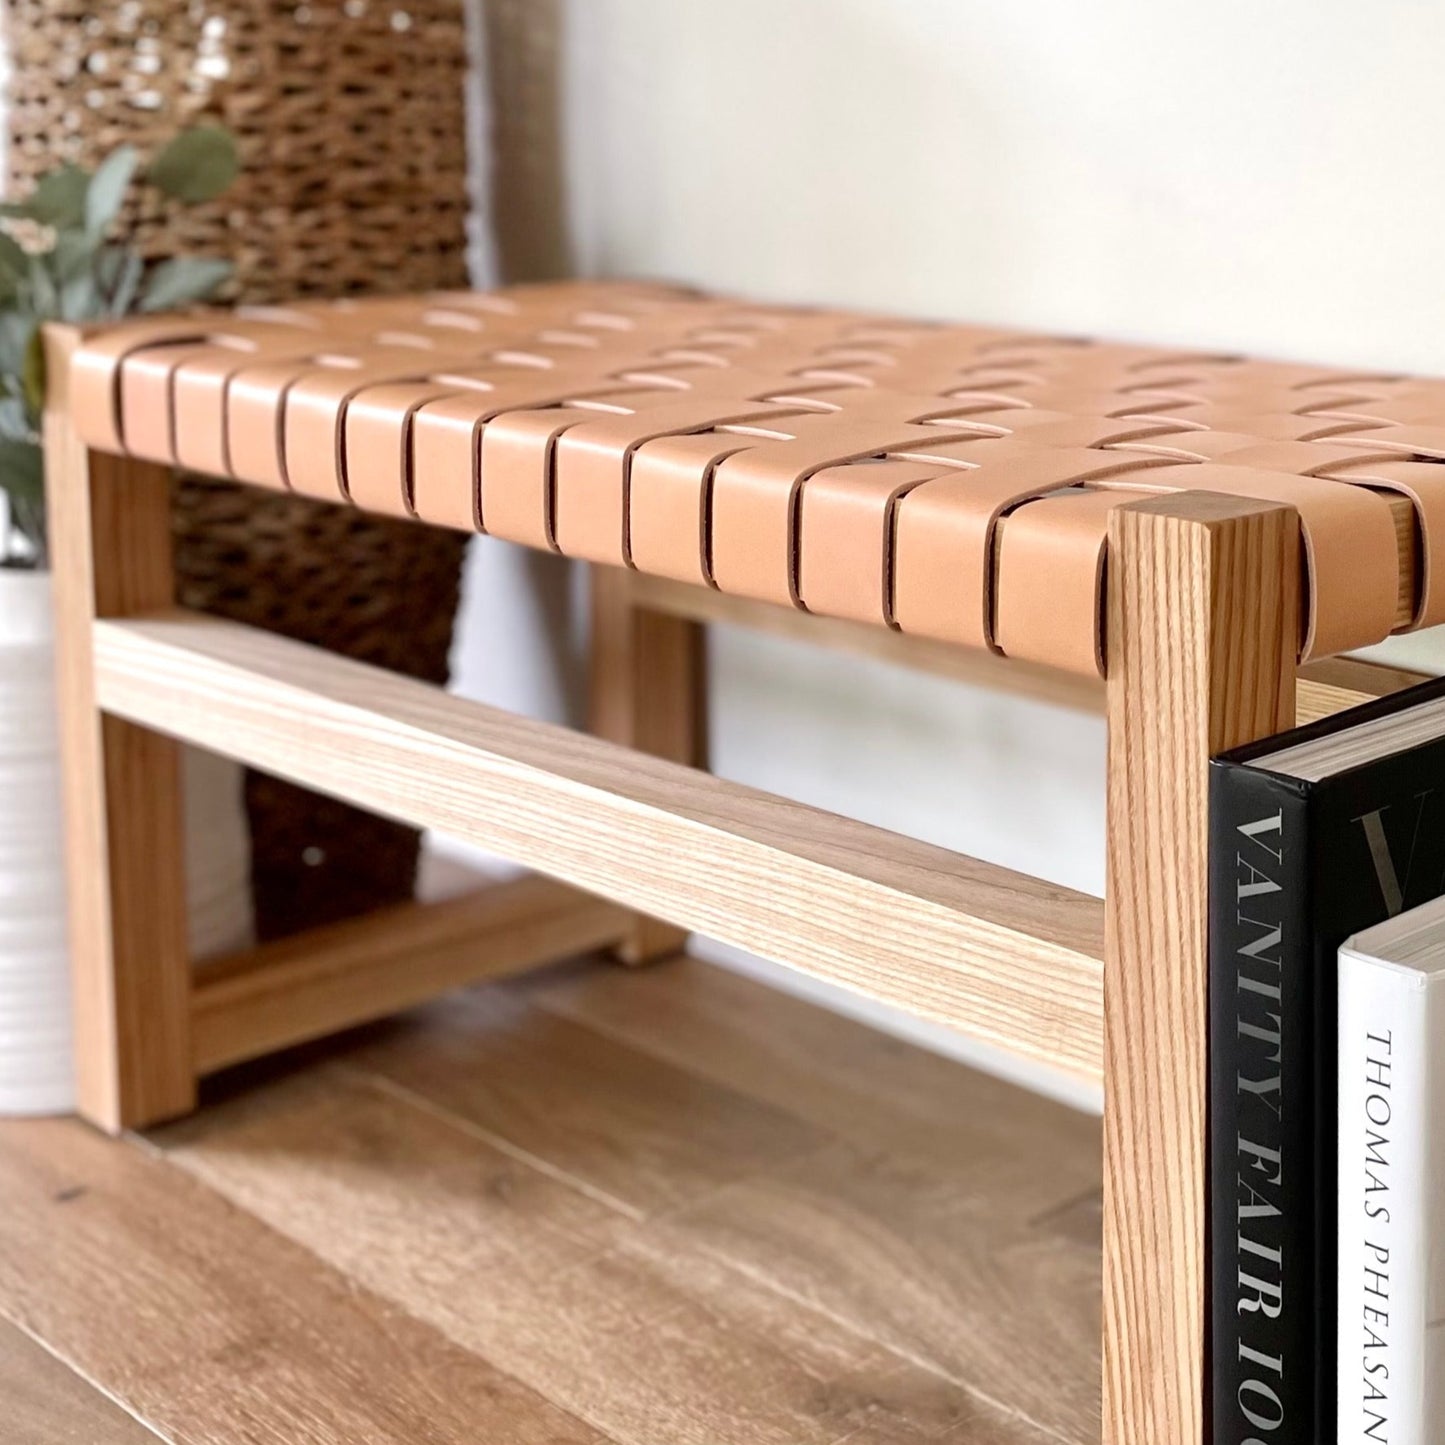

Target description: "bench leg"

left=588, top=564, right=707, bottom=964
left=1102, top=495, right=1299, bottom=1445
left=45, top=398, right=192, bottom=1134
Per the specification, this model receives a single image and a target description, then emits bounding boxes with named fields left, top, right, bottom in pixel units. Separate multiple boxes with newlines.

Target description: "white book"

left=1339, top=896, right=1445, bottom=1445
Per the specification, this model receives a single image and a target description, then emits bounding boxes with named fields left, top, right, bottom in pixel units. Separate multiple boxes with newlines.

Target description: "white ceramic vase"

left=0, top=568, right=253, bottom=1115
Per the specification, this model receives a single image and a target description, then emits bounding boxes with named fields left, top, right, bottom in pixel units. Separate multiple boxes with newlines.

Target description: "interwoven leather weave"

left=67, top=280, right=1445, bottom=676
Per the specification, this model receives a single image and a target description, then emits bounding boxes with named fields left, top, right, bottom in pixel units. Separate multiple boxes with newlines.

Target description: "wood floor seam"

left=159, top=1137, right=959, bottom=1445
left=511, top=959, right=1100, bottom=1184
left=337, top=1062, right=652, bottom=1223
left=670, top=1218, right=1077, bottom=1445
left=0, top=1117, right=624, bottom=1445
left=0, top=1309, right=170, bottom=1445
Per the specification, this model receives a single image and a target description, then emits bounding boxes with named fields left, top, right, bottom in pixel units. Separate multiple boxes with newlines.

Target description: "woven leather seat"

left=68, top=280, right=1445, bottom=676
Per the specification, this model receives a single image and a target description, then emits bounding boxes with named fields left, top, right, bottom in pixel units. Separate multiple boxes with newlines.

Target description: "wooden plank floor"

left=0, top=953, right=1101, bottom=1445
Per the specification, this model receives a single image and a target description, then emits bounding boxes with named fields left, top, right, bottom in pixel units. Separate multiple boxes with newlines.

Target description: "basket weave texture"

left=6, top=0, right=472, bottom=300
left=7, top=0, right=473, bottom=938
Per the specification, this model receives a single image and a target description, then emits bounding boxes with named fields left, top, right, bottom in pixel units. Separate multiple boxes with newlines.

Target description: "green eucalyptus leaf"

left=0, top=231, right=28, bottom=285
left=21, top=164, right=90, bottom=229
left=138, top=255, right=232, bottom=313
left=85, top=144, right=139, bottom=236
left=0, top=435, right=45, bottom=508
left=25, top=257, right=58, bottom=318
left=95, top=245, right=124, bottom=290
left=0, top=313, right=36, bottom=377
left=50, top=228, right=99, bottom=285
left=147, top=126, right=239, bottom=204
left=97, top=245, right=145, bottom=315
left=21, top=329, right=45, bottom=417
left=0, top=395, right=29, bottom=438
left=107, top=249, right=145, bottom=317
left=59, top=273, right=101, bottom=323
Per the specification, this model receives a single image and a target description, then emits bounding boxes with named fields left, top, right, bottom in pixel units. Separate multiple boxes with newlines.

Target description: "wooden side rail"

left=194, top=876, right=632, bottom=1075
left=1296, top=654, right=1436, bottom=723
left=623, top=570, right=1432, bottom=726
left=92, top=607, right=1108, bottom=1086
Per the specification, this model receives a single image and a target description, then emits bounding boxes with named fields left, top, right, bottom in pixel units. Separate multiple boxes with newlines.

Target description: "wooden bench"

left=43, top=280, right=1445, bottom=1445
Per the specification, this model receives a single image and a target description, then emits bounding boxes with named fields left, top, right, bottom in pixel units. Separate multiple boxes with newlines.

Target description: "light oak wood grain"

left=44, top=326, right=192, bottom=1132
left=358, top=961, right=1099, bottom=1439
left=1297, top=653, right=1432, bottom=699
left=331, top=963, right=1100, bottom=1440
left=192, top=876, right=631, bottom=1074
left=662, top=1140, right=1100, bottom=1444
left=1391, top=487, right=1421, bottom=626
left=1102, top=495, right=1299, bottom=1445
left=0, top=1115, right=612, bottom=1445
left=6, top=943, right=1103, bottom=1443
left=93, top=608, right=1107, bottom=1082
left=1297, top=678, right=1392, bottom=725
left=1294, top=653, right=1432, bottom=724
left=341, top=983, right=826, bottom=1217
left=0, top=1315, right=162, bottom=1444
left=157, top=1065, right=633, bottom=1284
left=516, top=955, right=1100, bottom=1209
left=154, top=1057, right=1051, bottom=1444
left=589, top=565, right=706, bottom=963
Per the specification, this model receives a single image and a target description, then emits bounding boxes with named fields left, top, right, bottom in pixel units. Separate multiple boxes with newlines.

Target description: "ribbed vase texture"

left=0, top=570, right=254, bottom=1115
left=0, top=570, right=73, bottom=1113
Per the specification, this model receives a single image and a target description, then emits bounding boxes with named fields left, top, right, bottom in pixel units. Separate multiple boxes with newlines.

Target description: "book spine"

left=1336, top=949, right=1428, bottom=1445
left=1210, top=763, right=1313, bottom=1444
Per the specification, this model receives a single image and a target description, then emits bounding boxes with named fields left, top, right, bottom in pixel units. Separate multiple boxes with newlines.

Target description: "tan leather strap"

left=891, top=448, right=1170, bottom=653
left=60, top=281, right=1445, bottom=679
left=995, top=487, right=1122, bottom=676
left=1099, top=460, right=1400, bottom=659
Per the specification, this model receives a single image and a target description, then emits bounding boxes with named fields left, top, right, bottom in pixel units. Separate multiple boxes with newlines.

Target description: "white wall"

left=557, top=0, right=1445, bottom=372
left=453, top=0, right=1445, bottom=1111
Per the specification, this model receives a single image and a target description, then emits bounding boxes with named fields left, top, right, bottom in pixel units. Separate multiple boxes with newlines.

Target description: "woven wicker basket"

left=6, top=0, right=473, bottom=937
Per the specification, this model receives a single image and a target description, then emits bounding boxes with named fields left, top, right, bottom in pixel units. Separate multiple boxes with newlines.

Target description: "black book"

left=1210, top=676, right=1445, bottom=1445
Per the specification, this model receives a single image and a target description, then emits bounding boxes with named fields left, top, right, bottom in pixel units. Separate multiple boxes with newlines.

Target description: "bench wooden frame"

left=43, top=338, right=1426, bottom=1445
